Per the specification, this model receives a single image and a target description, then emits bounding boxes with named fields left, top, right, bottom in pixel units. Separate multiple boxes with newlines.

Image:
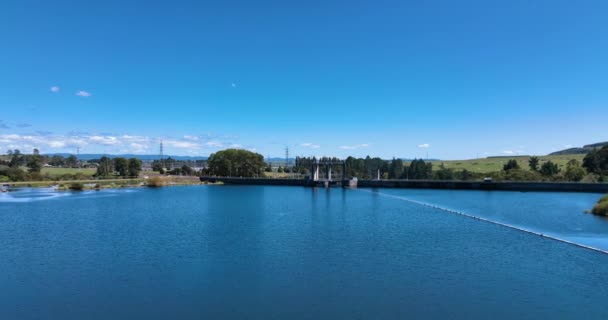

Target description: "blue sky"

left=1, top=0, right=607, bottom=159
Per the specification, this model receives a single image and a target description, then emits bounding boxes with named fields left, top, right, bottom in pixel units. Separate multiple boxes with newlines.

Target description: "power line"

left=285, top=146, right=289, bottom=167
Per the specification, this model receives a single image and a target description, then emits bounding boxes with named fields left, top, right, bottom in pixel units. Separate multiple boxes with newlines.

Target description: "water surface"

left=1, top=186, right=607, bottom=319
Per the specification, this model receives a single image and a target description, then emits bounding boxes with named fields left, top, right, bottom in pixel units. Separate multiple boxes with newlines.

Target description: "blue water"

left=1, top=186, right=608, bottom=319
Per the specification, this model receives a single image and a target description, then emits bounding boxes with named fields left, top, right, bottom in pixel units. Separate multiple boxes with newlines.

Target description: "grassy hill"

left=549, top=141, right=608, bottom=155
left=424, top=154, right=585, bottom=174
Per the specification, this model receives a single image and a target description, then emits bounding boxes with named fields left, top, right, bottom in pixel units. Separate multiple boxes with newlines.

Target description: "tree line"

left=94, top=156, right=142, bottom=178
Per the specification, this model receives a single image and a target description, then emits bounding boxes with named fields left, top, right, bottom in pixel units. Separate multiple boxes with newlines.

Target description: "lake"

left=1, top=185, right=608, bottom=319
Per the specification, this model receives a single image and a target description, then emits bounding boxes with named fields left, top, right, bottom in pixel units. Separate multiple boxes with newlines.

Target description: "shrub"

left=147, top=176, right=167, bottom=187
left=591, top=195, right=608, bottom=216
left=68, top=182, right=84, bottom=191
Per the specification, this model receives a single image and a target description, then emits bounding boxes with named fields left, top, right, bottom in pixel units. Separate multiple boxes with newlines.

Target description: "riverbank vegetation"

left=3, top=145, right=608, bottom=183
left=592, top=195, right=608, bottom=216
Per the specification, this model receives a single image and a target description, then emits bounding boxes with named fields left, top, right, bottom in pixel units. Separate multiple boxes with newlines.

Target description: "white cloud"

left=76, top=90, right=91, bottom=97
left=164, top=140, right=200, bottom=149
left=89, top=136, right=120, bottom=145
left=50, top=86, right=60, bottom=93
left=48, top=141, right=66, bottom=148
left=339, top=144, right=369, bottom=150
left=301, top=142, right=320, bottom=149
left=204, top=141, right=224, bottom=148
left=502, top=150, right=514, bottom=155
left=418, top=143, right=430, bottom=149
left=183, top=135, right=199, bottom=141
left=564, top=144, right=573, bottom=148
left=129, top=143, right=148, bottom=153
left=0, top=131, right=242, bottom=155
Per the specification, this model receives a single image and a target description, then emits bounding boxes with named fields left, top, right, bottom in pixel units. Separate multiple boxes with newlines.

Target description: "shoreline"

left=2, top=177, right=220, bottom=191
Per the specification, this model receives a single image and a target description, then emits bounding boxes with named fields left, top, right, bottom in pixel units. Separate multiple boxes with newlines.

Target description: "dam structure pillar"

left=309, top=159, right=355, bottom=188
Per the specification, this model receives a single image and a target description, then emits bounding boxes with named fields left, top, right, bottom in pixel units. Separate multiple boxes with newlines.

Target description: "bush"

left=147, top=176, right=167, bottom=187
left=68, top=182, right=84, bottom=191
left=591, top=195, right=608, bottom=216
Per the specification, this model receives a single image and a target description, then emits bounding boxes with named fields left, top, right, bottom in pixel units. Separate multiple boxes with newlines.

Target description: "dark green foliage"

left=152, top=161, right=164, bottom=172
left=9, top=149, right=23, bottom=168
left=113, top=158, right=129, bottom=177
left=564, top=159, right=585, bottom=182
left=207, top=149, right=266, bottom=177
left=528, top=156, right=540, bottom=171
left=95, top=156, right=113, bottom=177
left=68, top=182, right=84, bottom=191
left=0, top=166, right=27, bottom=181
left=434, top=164, right=454, bottom=180
left=389, top=158, right=404, bottom=179
left=503, top=159, right=520, bottom=171
left=408, top=159, right=432, bottom=179
left=65, top=155, right=78, bottom=168
left=539, top=161, right=560, bottom=177
left=181, top=164, right=193, bottom=175
left=503, top=169, right=542, bottom=181
left=128, top=158, right=142, bottom=177
left=583, top=146, right=608, bottom=174
left=48, top=155, right=65, bottom=166
left=26, top=149, right=43, bottom=173
left=591, top=194, right=608, bottom=216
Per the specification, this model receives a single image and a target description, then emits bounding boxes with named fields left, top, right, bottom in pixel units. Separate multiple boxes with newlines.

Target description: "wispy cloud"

left=50, top=86, right=60, bottom=93
left=75, top=90, right=91, bottom=97
left=418, top=143, right=430, bottom=149
left=16, top=123, right=31, bottom=128
left=300, top=142, right=320, bottom=149
left=0, top=131, right=244, bottom=155
left=502, top=150, right=514, bottom=155
left=339, top=143, right=369, bottom=150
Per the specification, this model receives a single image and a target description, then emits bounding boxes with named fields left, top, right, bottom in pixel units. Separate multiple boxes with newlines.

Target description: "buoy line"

left=355, top=188, right=608, bottom=255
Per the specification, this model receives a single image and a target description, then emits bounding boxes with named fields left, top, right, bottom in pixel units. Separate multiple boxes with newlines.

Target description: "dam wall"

left=200, top=177, right=608, bottom=193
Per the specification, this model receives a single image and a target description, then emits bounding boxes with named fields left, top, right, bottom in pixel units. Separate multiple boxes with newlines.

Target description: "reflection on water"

left=0, top=187, right=139, bottom=203
left=1, top=185, right=608, bottom=319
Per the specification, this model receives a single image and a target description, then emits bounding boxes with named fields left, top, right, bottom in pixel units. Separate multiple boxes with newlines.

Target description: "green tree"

left=528, top=156, right=540, bottom=171
left=26, top=149, right=43, bottom=173
left=207, top=149, right=266, bottom=177
left=128, top=158, right=142, bottom=178
left=48, top=155, right=65, bottom=166
left=389, top=158, right=403, bottom=179
left=95, top=156, right=113, bottom=177
left=65, top=155, right=78, bottom=168
left=503, top=159, right=520, bottom=171
left=434, top=163, right=454, bottom=180
left=539, top=160, right=560, bottom=177
left=113, top=157, right=129, bottom=177
left=564, top=159, right=585, bottom=182
left=9, top=149, right=22, bottom=168
left=583, top=146, right=608, bottom=174
left=181, top=164, right=193, bottom=176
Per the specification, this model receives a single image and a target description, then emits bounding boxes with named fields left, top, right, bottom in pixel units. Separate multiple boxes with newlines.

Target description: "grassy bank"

left=424, top=155, right=585, bottom=174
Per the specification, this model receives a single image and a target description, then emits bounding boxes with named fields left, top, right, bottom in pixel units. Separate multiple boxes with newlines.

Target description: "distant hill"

left=549, top=142, right=608, bottom=155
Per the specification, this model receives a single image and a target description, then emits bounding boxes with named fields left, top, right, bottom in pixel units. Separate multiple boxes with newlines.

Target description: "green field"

left=40, top=167, right=97, bottom=177
left=425, top=154, right=586, bottom=174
